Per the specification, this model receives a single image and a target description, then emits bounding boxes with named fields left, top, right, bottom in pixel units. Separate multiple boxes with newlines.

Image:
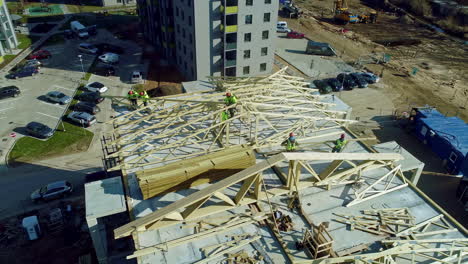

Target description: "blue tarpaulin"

left=414, top=108, right=468, bottom=175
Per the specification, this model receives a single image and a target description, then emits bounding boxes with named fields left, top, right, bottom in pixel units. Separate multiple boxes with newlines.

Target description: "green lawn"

left=16, top=33, right=35, bottom=49
left=0, top=55, right=17, bottom=69
left=9, top=122, right=94, bottom=164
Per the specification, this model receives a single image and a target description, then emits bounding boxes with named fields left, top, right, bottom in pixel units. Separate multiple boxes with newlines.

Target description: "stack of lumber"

left=334, top=208, right=415, bottom=236
left=137, top=145, right=256, bottom=199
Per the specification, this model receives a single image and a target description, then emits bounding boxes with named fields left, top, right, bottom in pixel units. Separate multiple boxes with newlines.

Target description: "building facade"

left=137, top=0, right=278, bottom=81
left=0, top=0, right=18, bottom=58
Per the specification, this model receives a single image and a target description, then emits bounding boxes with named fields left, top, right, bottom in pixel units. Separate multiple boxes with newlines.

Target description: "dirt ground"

left=285, top=0, right=468, bottom=121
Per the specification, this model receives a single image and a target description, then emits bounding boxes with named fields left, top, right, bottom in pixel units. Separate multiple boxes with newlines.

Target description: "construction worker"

left=282, top=132, right=298, bottom=152
left=224, top=92, right=237, bottom=118
left=139, top=91, right=150, bottom=107
left=221, top=110, right=230, bottom=122
left=332, top=134, right=347, bottom=153
left=127, top=90, right=138, bottom=108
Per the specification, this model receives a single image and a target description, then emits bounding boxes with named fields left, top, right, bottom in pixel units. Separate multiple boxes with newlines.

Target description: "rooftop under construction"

left=87, top=68, right=468, bottom=264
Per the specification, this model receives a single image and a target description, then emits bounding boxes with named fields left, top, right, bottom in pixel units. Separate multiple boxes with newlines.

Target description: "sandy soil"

left=285, top=0, right=468, bottom=121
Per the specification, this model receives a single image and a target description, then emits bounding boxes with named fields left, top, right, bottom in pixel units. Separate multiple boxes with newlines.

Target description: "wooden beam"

left=181, top=196, right=211, bottom=219
left=283, top=152, right=403, bottom=161
left=234, top=175, right=258, bottom=204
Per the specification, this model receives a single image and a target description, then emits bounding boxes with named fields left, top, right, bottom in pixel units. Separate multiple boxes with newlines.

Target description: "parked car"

left=350, top=73, right=368, bottom=88
left=30, top=181, right=73, bottom=202
left=45, top=91, right=71, bottom=104
left=78, top=43, right=99, bottom=54
left=6, top=67, right=39, bottom=79
left=360, top=72, right=380, bottom=84
left=74, top=101, right=100, bottom=115
left=67, top=111, right=97, bottom=127
left=64, top=29, right=74, bottom=39
left=87, top=25, right=97, bottom=36
left=98, top=52, right=119, bottom=64
left=287, top=31, right=305, bottom=39
left=131, top=71, right=143, bottom=83
left=95, top=43, right=124, bottom=54
left=0, top=86, right=20, bottom=99
left=27, top=49, right=51, bottom=60
left=277, top=26, right=292, bottom=33
left=25, top=121, right=54, bottom=139
left=337, top=73, right=358, bottom=90
left=84, top=81, right=108, bottom=93
left=313, top=80, right=333, bottom=94
left=92, top=65, right=115, bottom=76
left=326, top=78, right=343, bottom=91
left=24, top=59, right=42, bottom=69
left=77, top=92, right=104, bottom=104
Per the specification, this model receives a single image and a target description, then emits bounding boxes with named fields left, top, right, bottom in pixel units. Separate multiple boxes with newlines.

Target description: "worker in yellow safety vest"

left=282, top=132, right=299, bottom=152
left=127, top=90, right=138, bottom=108
left=221, top=110, right=230, bottom=121
left=224, top=92, right=238, bottom=118
left=332, top=134, right=347, bottom=153
left=139, top=91, right=150, bottom=107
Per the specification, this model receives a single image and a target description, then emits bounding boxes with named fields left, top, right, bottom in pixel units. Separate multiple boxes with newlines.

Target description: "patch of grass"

left=8, top=122, right=94, bottom=164
left=16, top=33, right=34, bottom=49
left=83, top=72, right=92, bottom=81
left=20, top=15, right=65, bottom=24
left=0, top=55, right=17, bottom=69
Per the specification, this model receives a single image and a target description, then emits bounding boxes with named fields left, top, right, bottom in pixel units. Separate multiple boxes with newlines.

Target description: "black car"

left=87, top=25, right=97, bottom=36
left=74, top=101, right=101, bottom=114
left=64, top=29, right=74, bottom=39
left=77, top=92, right=105, bottom=104
left=6, top=67, right=39, bottom=79
left=350, top=73, right=369, bottom=88
left=95, top=43, right=124, bottom=54
left=326, top=78, right=343, bottom=92
left=93, top=65, right=115, bottom=77
left=313, top=80, right=333, bottom=94
left=337, top=73, right=358, bottom=90
left=26, top=122, right=54, bottom=139
left=0, top=86, right=21, bottom=99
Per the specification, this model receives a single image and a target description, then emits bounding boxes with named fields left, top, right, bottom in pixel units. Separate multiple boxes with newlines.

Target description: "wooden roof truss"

left=114, top=152, right=404, bottom=239
left=106, top=68, right=356, bottom=171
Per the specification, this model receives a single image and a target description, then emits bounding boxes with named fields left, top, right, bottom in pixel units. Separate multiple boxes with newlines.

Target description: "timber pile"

left=334, top=208, right=415, bottom=236
left=137, top=145, right=256, bottom=199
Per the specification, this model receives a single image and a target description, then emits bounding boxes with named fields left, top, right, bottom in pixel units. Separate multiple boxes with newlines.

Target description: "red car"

left=27, top=49, right=51, bottom=60
left=287, top=31, right=305, bottom=39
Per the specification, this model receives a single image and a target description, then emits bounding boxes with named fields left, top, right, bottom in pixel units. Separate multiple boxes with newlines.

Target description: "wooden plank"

left=318, top=160, right=343, bottom=180
left=194, top=236, right=261, bottom=264
left=114, top=154, right=286, bottom=238
left=213, top=192, right=235, bottom=206
left=234, top=175, right=258, bottom=204
left=282, top=152, right=403, bottom=161
left=181, top=196, right=211, bottom=219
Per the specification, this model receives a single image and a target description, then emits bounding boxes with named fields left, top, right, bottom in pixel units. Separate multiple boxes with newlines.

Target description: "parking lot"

left=0, top=29, right=145, bottom=144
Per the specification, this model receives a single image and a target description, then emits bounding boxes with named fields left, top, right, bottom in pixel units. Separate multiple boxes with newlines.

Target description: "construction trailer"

left=411, top=107, right=468, bottom=176
left=306, top=41, right=337, bottom=56
left=90, top=69, right=467, bottom=264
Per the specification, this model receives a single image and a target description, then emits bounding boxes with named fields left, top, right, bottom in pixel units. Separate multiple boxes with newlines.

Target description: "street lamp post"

left=78, top=55, right=84, bottom=76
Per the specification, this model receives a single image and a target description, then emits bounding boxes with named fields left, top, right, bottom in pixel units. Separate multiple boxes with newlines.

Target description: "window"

left=263, top=13, right=270, bottom=22
left=181, top=10, right=185, bottom=21
left=188, top=16, right=192, bottom=26
left=261, top=47, right=268, bottom=56
left=260, top=63, right=267, bottom=71
left=184, top=61, right=188, bottom=70
left=243, top=66, right=250, bottom=75
left=265, top=0, right=271, bottom=3
left=189, top=34, right=193, bottom=43
left=182, top=28, right=186, bottom=38
left=244, top=33, right=251, bottom=42
left=190, top=51, right=193, bottom=60
left=246, top=0, right=253, bottom=6
left=176, top=24, right=180, bottom=33
left=183, top=46, right=187, bottom=55
left=245, top=15, right=252, bottom=24
left=244, top=50, right=251, bottom=59
left=262, top=30, right=269, bottom=40
left=176, top=7, right=179, bottom=16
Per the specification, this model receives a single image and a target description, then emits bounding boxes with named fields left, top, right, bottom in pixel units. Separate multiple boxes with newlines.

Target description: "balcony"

left=225, top=25, right=237, bottom=33
left=225, top=6, right=238, bottom=14
left=225, top=59, right=236, bottom=67
left=225, top=42, right=236, bottom=50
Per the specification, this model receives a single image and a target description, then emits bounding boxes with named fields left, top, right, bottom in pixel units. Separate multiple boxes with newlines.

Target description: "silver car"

left=31, top=181, right=73, bottom=202
left=67, top=111, right=97, bottom=127
left=45, top=91, right=71, bottom=104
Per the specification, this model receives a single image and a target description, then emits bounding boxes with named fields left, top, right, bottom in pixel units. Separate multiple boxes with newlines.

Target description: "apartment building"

left=137, top=0, right=278, bottom=81
left=0, top=0, right=18, bottom=58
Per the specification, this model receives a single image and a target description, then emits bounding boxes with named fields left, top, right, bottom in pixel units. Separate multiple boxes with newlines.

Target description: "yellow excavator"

left=333, top=0, right=377, bottom=24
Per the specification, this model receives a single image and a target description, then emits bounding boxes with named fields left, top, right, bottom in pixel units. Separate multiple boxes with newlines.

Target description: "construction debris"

left=301, top=222, right=335, bottom=259
left=196, top=234, right=261, bottom=264
left=225, top=250, right=263, bottom=264
left=334, top=208, right=415, bottom=236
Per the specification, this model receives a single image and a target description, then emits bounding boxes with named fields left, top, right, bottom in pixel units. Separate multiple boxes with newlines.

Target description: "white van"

left=277, top=21, right=288, bottom=29
left=70, top=21, right=89, bottom=39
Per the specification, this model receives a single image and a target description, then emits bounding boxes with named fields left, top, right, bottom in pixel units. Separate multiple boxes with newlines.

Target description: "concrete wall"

left=235, top=0, right=278, bottom=76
